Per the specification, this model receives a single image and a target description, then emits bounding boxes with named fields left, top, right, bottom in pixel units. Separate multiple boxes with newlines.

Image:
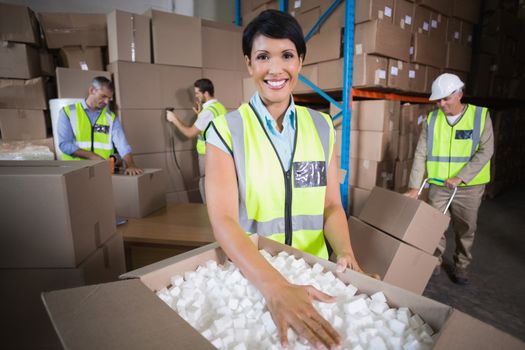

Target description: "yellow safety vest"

left=211, top=103, right=334, bottom=259
left=426, top=104, right=490, bottom=186
left=196, top=101, right=227, bottom=155
left=61, top=102, right=115, bottom=160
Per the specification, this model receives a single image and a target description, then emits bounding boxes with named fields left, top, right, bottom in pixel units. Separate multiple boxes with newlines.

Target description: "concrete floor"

left=423, top=183, right=525, bottom=343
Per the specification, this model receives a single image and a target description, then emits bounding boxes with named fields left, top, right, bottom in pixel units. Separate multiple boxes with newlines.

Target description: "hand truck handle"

left=418, top=178, right=457, bottom=215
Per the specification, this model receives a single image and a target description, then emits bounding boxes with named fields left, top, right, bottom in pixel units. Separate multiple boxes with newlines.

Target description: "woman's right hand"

left=263, top=281, right=342, bottom=349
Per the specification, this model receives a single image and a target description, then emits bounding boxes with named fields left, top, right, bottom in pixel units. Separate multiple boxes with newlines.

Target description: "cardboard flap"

left=42, top=279, right=216, bottom=350
left=434, top=310, right=524, bottom=349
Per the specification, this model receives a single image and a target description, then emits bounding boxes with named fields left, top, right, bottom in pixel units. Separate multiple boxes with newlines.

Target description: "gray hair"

left=91, top=76, right=114, bottom=92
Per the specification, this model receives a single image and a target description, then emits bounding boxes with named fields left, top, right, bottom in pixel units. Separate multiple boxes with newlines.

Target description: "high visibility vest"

left=196, top=100, right=227, bottom=155
left=211, top=103, right=334, bottom=259
left=426, top=104, right=491, bottom=186
left=61, top=102, right=115, bottom=160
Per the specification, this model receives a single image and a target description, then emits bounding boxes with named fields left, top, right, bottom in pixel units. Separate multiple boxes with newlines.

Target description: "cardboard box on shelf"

left=356, top=130, right=399, bottom=161
left=413, top=4, right=432, bottom=34
left=108, top=61, right=202, bottom=110
left=202, top=68, right=244, bottom=109
left=294, top=63, right=318, bottom=94
left=146, top=9, right=202, bottom=68
left=335, top=130, right=359, bottom=158
left=303, top=27, right=342, bottom=65
left=407, top=63, right=426, bottom=92
left=107, top=10, right=151, bottom=64
left=318, top=58, right=344, bottom=90
left=201, top=24, right=243, bottom=71
left=0, top=77, right=47, bottom=110
left=355, top=0, right=395, bottom=24
left=0, top=42, right=40, bottom=79
left=411, top=32, right=446, bottom=68
left=359, top=186, right=450, bottom=254
left=352, top=99, right=400, bottom=132
left=349, top=186, right=372, bottom=216
left=349, top=216, right=437, bottom=294
left=0, top=3, right=40, bottom=45
left=400, top=103, right=421, bottom=135
left=39, top=49, right=56, bottom=76
left=58, top=47, right=104, bottom=71
left=445, top=42, right=472, bottom=72
left=120, top=109, right=195, bottom=154
left=446, top=17, right=461, bottom=43
left=351, top=158, right=395, bottom=190
left=415, top=0, right=453, bottom=16
left=394, top=159, right=413, bottom=191
left=295, top=0, right=323, bottom=13
left=56, top=68, right=111, bottom=99
left=42, top=235, right=525, bottom=350
left=397, top=132, right=411, bottom=161
left=133, top=151, right=199, bottom=193
left=429, top=11, right=447, bottom=42
left=355, top=20, right=412, bottom=62
left=452, top=0, right=481, bottom=24
left=425, top=65, right=440, bottom=93
left=0, top=232, right=125, bottom=350
left=352, top=54, right=388, bottom=88
left=112, top=169, right=167, bottom=218
left=0, top=109, right=47, bottom=141
left=393, top=0, right=415, bottom=30
left=319, top=1, right=345, bottom=33
left=460, top=20, right=473, bottom=46
left=387, top=59, right=410, bottom=90
left=0, top=160, right=116, bottom=268
left=295, top=6, right=321, bottom=35
left=38, top=12, right=107, bottom=48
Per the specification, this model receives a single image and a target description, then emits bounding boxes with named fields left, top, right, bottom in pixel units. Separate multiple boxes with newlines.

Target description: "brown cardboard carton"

left=355, top=20, right=412, bottom=61
left=0, top=109, right=47, bottom=141
left=445, top=42, right=472, bottom=72
left=38, top=12, right=107, bottom=48
left=394, top=159, right=413, bottom=191
left=0, top=233, right=125, bottom=350
left=318, top=58, right=344, bottom=90
left=407, top=63, right=426, bottom=92
left=349, top=186, right=372, bottom=216
left=295, top=6, right=321, bottom=34
left=202, top=68, right=244, bottom=109
left=107, top=61, right=202, bottom=110
left=353, top=99, right=400, bottom=132
left=400, top=103, right=421, bottom=135
left=112, top=169, right=167, bottom=218
left=56, top=67, right=111, bottom=99
left=58, top=47, right=104, bottom=71
left=147, top=9, right=202, bottom=68
left=413, top=5, right=432, bottom=34
left=42, top=235, right=525, bottom=349
left=452, top=0, right=481, bottom=23
left=351, top=158, right=395, bottom=190
left=0, top=77, right=47, bottom=110
left=349, top=216, right=437, bottom=294
left=355, top=0, right=395, bottom=24
left=303, top=27, right=342, bottom=65
left=387, top=59, right=410, bottom=90
left=424, top=65, right=440, bottom=93
left=460, top=20, right=473, bottom=46
left=397, top=133, right=411, bottom=161
left=133, top=151, right=199, bottom=193
left=0, top=3, right=40, bottom=45
left=335, top=130, right=359, bottom=158
left=415, top=0, right=453, bottom=16
left=39, top=49, right=56, bottom=76
left=411, top=32, right=446, bottom=68
left=429, top=11, right=447, bottom=42
left=107, top=10, right=151, bottom=64
left=120, top=109, right=195, bottom=154
left=295, top=0, right=323, bottom=13
left=446, top=17, right=461, bottom=43
left=0, top=160, right=116, bottom=268
left=357, top=130, right=399, bottom=161
left=202, top=24, right=244, bottom=71
left=352, top=54, right=388, bottom=88
left=393, top=0, right=415, bottom=30
left=0, top=42, right=40, bottom=79
left=483, top=10, right=521, bottom=39
left=294, top=63, right=318, bottom=94
left=319, top=1, right=345, bottom=33
left=359, top=186, right=450, bottom=254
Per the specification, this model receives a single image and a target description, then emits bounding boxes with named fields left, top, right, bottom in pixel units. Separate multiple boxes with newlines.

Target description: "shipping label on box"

left=359, top=186, right=450, bottom=254
left=107, top=10, right=151, bottom=64
left=393, top=0, right=415, bottom=30
left=39, top=12, right=107, bottom=48
left=387, top=59, right=410, bottom=91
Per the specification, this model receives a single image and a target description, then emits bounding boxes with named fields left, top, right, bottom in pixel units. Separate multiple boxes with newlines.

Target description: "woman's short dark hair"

left=194, top=78, right=214, bottom=96
left=242, top=9, right=306, bottom=61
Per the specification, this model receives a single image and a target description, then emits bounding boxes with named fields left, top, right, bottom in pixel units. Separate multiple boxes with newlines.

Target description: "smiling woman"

left=204, top=9, right=364, bottom=349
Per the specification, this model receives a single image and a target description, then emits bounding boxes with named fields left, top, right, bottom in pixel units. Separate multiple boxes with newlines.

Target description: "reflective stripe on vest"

left=212, top=103, right=333, bottom=258
left=196, top=101, right=227, bottom=155
left=62, top=102, right=115, bottom=160
left=426, top=104, right=490, bottom=186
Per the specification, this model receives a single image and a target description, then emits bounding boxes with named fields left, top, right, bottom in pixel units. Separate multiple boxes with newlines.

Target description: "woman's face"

left=246, top=34, right=302, bottom=107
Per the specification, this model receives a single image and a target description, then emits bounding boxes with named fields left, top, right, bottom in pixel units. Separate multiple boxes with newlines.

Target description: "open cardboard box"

left=42, top=236, right=523, bottom=349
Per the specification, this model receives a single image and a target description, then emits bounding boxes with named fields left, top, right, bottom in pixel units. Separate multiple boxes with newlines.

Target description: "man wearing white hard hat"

left=404, top=73, right=494, bottom=285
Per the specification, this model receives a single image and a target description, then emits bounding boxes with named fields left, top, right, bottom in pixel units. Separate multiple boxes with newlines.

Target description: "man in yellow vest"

left=405, top=73, right=494, bottom=285
left=57, top=77, right=142, bottom=175
left=166, top=78, right=227, bottom=203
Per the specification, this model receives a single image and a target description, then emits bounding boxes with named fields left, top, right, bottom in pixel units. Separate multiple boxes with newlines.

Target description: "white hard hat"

left=429, top=73, right=465, bottom=101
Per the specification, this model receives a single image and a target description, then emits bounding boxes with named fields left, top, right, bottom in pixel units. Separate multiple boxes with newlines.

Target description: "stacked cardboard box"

left=470, top=2, right=525, bottom=99
left=0, top=160, right=125, bottom=349
left=0, top=3, right=52, bottom=149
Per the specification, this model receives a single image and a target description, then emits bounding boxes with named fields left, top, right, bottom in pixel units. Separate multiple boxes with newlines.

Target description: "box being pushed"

left=42, top=236, right=523, bottom=349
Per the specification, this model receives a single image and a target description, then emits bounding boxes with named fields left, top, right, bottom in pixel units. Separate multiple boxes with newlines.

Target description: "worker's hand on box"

left=124, top=166, right=143, bottom=176
left=264, top=281, right=342, bottom=349
left=166, top=110, right=177, bottom=123
left=445, top=177, right=462, bottom=189
left=403, top=188, right=419, bottom=199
